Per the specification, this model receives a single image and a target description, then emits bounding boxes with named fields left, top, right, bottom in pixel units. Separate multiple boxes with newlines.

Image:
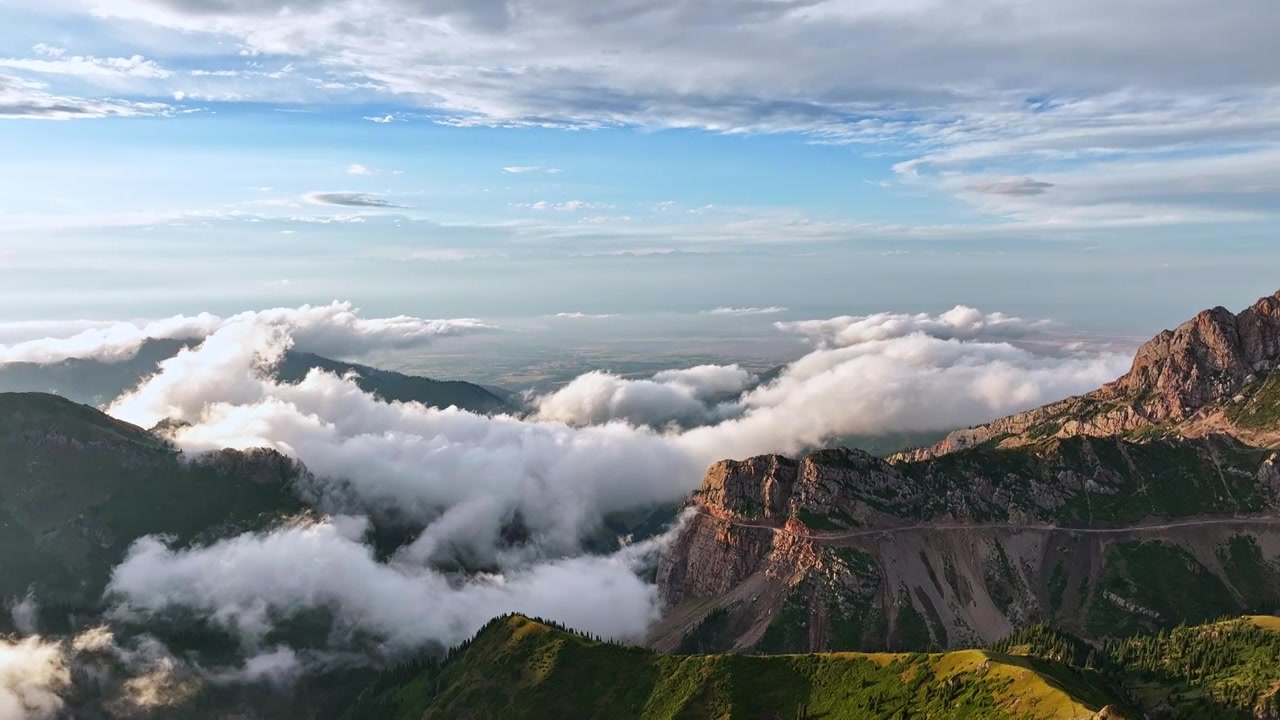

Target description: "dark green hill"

left=275, top=351, right=510, bottom=414
left=341, top=614, right=1129, bottom=720
left=0, top=338, right=511, bottom=414
left=0, top=392, right=304, bottom=615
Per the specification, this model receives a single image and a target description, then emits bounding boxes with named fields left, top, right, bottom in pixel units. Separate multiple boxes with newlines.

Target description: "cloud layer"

left=2, top=299, right=1133, bottom=690
left=0, top=302, right=491, bottom=365
left=107, top=516, right=667, bottom=654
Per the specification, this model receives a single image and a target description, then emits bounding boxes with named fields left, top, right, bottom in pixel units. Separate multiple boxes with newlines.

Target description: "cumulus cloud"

left=107, top=516, right=667, bottom=653
left=679, top=333, right=1129, bottom=461
left=303, top=192, right=404, bottom=208
left=532, top=365, right=753, bottom=428
left=777, top=306, right=1052, bottom=346
left=702, top=306, right=786, bottom=316
left=0, top=636, right=68, bottom=720
left=0, top=302, right=491, bottom=365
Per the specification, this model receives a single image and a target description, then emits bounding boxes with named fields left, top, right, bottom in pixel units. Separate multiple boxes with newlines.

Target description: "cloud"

left=363, top=114, right=401, bottom=123
left=0, top=73, right=173, bottom=120
left=0, top=48, right=171, bottom=82
left=968, top=177, right=1055, bottom=196
left=702, top=306, right=787, bottom=316
left=776, top=306, right=1052, bottom=346
left=0, top=636, right=68, bottom=720
left=345, top=164, right=377, bottom=175
left=503, top=166, right=561, bottom=174
left=303, top=192, right=405, bottom=208
left=531, top=365, right=753, bottom=428
left=0, top=302, right=491, bottom=365
left=550, top=312, right=618, bottom=319
left=409, top=249, right=503, bottom=262
left=516, top=200, right=608, bottom=212
left=106, top=516, right=667, bottom=653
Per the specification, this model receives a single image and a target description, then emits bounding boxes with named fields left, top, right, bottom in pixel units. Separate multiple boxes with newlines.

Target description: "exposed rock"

left=897, top=289, right=1280, bottom=462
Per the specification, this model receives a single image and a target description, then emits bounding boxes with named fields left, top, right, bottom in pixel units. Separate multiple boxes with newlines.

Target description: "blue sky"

left=1, top=0, right=1278, bottom=341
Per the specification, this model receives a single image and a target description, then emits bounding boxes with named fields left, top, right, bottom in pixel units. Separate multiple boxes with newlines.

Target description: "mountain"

left=653, top=291, right=1280, bottom=656
left=0, top=338, right=188, bottom=406
left=0, top=392, right=305, bottom=622
left=898, top=290, right=1280, bottom=462
left=652, top=439, right=1280, bottom=654
left=275, top=351, right=510, bottom=414
left=0, top=338, right=512, bottom=414
left=341, top=614, right=1131, bottom=719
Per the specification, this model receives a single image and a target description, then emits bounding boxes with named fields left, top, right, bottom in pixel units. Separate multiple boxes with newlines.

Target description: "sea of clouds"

left=0, top=300, right=1133, bottom=716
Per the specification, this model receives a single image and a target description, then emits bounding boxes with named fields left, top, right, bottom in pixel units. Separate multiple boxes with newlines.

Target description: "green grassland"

left=346, top=614, right=1280, bottom=720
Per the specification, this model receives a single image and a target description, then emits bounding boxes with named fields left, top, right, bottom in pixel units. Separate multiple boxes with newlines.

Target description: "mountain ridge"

left=895, top=289, right=1280, bottom=463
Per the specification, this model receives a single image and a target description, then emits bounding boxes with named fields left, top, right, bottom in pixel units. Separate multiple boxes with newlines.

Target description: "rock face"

left=898, top=290, right=1280, bottom=462
left=654, top=436, right=1280, bottom=654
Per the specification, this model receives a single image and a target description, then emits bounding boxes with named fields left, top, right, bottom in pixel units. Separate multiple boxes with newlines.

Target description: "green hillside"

left=342, top=615, right=1129, bottom=720
left=0, top=392, right=304, bottom=616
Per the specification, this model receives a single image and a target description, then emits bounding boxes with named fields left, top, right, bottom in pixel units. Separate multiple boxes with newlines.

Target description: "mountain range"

left=4, top=289, right=1280, bottom=718
left=0, top=338, right=512, bottom=415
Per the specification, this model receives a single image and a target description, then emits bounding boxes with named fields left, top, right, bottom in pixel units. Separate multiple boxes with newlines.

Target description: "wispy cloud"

left=515, top=200, right=609, bottom=212
left=503, top=166, right=561, bottom=174
left=303, top=191, right=406, bottom=208
left=550, top=312, right=620, bottom=319
left=346, top=163, right=377, bottom=175
left=701, top=306, right=787, bottom=316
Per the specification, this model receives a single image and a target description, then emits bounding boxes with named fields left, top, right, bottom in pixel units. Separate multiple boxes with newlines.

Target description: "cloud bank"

left=2, top=298, right=1130, bottom=684
left=532, top=365, right=754, bottom=427
left=0, top=302, right=491, bottom=365
left=107, top=516, right=667, bottom=654
left=777, top=306, right=1052, bottom=346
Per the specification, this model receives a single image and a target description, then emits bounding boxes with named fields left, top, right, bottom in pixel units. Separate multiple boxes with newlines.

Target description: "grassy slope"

left=0, top=392, right=302, bottom=608
left=344, top=615, right=1127, bottom=720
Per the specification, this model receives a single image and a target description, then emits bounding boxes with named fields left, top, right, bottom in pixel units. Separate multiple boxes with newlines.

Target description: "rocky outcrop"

left=654, top=432, right=1280, bottom=654
left=191, top=446, right=311, bottom=486
left=898, top=290, right=1280, bottom=462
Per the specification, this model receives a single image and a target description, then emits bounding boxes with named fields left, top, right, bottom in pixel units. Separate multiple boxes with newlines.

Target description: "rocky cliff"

left=896, top=289, right=1280, bottom=462
left=653, top=438, right=1280, bottom=654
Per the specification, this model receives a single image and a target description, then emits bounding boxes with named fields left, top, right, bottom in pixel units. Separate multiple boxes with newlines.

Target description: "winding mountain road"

left=691, top=508, right=1280, bottom=544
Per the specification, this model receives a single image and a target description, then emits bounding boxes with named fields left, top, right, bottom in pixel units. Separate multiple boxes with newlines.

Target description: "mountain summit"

left=898, top=289, right=1280, bottom=462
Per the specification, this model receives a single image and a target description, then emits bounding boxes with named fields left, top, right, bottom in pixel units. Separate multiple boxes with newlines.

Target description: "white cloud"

left=702, top=306, right=787, bottom=316
left=0, top=48, right=171, bottom=82
left=550, top=312, right=618, bottom=319
left=776, top=306, right=1052, bottom=346
left=532, top=365, right=753, bottom=428
left=0, top=301, right=491, bottom=365
left=516, top=200, right=608, bottom=212
left=0, top=72, right=173, bottom=120
left=107, top=516, right=667, bottom=652
left=502, top=166, right=560, bottom=174
left=0, top=636, right=68, bottom=720
left=345, top=163, right=377, bottom=175
left=363, top=114, right=401, bottom=123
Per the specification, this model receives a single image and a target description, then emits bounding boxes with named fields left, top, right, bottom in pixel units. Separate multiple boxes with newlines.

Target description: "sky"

left=1, top=0, right=1279, bottom=341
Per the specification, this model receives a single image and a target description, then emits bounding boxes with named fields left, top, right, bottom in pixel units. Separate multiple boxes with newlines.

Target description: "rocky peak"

left=898, top=289, right=1280, bottom=461
left=191, top=447, right=311, bottom=486
left=696, top=454, right=798, bottom=519
left=1111, top=294, right=1280, bottom=415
